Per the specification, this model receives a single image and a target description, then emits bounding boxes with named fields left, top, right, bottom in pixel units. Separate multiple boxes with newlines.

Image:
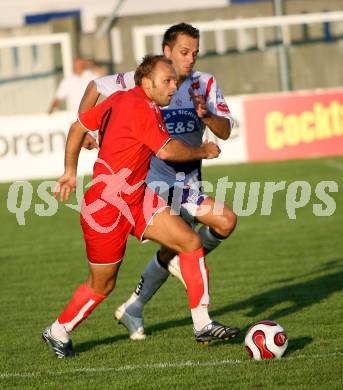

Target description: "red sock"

left=179, top=247, right=210, bottom=309
left=58, top=283, right=105, bottom=333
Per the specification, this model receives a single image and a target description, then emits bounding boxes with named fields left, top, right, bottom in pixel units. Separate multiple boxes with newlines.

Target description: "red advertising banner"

left=244, top=90, right=343, bottom=162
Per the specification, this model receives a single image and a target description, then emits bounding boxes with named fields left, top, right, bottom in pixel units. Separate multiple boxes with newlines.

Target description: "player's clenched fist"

left=201, top=140, right=221, bottom=159
left=82, top=133, right=99, bottom=150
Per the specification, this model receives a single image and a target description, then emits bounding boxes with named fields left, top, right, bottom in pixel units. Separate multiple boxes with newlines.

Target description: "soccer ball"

left=245, top=320, right=288, bottom=360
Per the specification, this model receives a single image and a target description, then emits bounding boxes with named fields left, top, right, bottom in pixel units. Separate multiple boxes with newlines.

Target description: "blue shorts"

left=160, top=185, right=208, bottom=224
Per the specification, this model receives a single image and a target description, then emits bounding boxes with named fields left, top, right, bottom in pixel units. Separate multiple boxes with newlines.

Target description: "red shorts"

left=80, top=187, right=168, bottom=265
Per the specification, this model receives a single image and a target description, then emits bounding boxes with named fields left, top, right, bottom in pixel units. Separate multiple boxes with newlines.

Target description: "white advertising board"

left=0, top=111, right=97, bottom=182
left=203, top=96, right=248, bottom=167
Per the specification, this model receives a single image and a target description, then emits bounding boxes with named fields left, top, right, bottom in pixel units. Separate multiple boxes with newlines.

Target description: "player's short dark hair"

left=162, top=23, right=199, bottom=50
left=134, top=55, right=173, bottom=86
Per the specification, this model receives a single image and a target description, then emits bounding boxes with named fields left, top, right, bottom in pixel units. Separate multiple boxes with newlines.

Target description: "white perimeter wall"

left=0, top=112, right=98, bottom=182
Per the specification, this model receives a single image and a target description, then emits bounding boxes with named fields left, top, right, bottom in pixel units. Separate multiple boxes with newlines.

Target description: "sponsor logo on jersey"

left=216, top=91, right=224, bottom=100
left=191, top=80, right=200, bottom=90
left=176, top=98, right=183, bottom=107
left=162, top=109, right=201, bottom=135
left=217, top=102, right=230, bottom=113
left=116, top=73, right=126, bottom=89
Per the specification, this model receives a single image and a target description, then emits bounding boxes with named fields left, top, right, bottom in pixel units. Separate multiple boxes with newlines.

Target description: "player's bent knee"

left=91, top=279, right=116, bottom=296
left=88, top=268, right=119, bottom=296
left=214, top=210, right=237, bottom=238
left=178, top=231, right=202, bottom=253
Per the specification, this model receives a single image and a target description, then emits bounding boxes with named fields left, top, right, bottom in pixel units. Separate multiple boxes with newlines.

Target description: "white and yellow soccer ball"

left=245, top=320, right=288, bottom=360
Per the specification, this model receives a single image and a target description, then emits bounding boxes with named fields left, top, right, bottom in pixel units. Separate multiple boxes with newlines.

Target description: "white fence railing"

left=0, top=33, right=73, bottom=115
left=131, top=11, right=343, bottom=62
left=0, top=33, right=73, bottom=79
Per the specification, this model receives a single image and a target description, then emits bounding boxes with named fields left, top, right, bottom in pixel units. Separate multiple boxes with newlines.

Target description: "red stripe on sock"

left=58, top=283, right=105, bottom=332
left=180, top=247, right=209, bottom=309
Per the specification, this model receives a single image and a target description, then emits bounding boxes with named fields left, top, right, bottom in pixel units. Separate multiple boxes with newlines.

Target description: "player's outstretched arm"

left=158, top=139, right=220, bottom=162
left=54, top=121, right=89, bottom=202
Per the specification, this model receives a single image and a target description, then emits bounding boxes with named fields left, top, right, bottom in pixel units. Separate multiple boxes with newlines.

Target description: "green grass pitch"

left=0, top=157, right=342, bottom=389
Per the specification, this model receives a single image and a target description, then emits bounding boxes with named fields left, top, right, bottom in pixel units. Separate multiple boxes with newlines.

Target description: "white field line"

left=324, top=160, right=343, bottom=171
left=1, top=351, right=342, bottom=379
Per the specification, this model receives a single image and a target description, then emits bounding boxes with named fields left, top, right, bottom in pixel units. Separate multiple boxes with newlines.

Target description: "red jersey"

left=79, top=86, right=171, bottom=204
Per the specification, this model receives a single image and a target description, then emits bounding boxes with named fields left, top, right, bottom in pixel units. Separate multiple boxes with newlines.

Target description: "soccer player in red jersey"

left=42, top=55, right=239, bottom=358
left=78, top=24, right=239, bottom=342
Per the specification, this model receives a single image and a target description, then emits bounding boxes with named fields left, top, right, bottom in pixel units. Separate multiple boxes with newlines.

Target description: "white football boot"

left=167, top=255, right=187, bottom=288
left=114, top=303, right=146, bottom=340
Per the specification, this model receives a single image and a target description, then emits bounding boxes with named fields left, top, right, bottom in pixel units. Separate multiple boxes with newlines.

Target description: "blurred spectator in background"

left=48, top=57, right=106, bottom=114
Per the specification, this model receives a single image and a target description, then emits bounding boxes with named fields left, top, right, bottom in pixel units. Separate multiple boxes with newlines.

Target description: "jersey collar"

left=133, top=85, right=153, bottom=102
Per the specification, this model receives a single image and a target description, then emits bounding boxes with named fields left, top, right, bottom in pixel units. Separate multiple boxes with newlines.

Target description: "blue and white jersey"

left=95, top=71, right=233, bottom=188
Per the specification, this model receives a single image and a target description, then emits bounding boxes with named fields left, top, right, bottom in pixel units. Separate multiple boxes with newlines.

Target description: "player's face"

left=150, top=62, right=177, bottom=107
left=164, top=34, right=199, bottom=80
left=73, top=58, right=85, bottom=75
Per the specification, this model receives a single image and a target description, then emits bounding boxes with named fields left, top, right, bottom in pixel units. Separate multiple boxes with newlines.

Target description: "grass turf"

left=0, top=156, right=342, bottom=389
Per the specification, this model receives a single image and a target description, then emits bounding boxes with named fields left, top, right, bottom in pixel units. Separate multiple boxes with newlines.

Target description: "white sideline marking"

left=324, top=160, right=343, bottom=171
left=1, top=352, right=343, bottom=379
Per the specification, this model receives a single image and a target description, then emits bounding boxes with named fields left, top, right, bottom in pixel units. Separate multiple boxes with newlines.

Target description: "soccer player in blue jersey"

left=79, top=23, right=239, bottom=342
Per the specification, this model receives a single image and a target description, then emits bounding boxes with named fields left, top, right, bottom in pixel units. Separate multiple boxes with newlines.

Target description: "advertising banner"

left=0, top=112, right=97, bottom=182
left=1, top=89, right=342, bottom=182
left=244, top=89, right=343, bottom=162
